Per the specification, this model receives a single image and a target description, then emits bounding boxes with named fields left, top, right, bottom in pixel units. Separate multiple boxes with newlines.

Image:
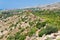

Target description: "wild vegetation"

left=0, top=6, right=60, bottom=40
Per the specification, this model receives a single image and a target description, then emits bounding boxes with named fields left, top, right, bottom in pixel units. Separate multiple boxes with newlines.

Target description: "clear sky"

left=0, top=0, right=60, bottom=9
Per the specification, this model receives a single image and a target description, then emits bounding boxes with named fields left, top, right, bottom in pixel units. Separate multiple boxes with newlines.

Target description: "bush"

left=15, top=32, right=26, bottom=40
left=38, top=25, right=58, bottom=37
left=7, top=36, right=15, bottom=40
left=38, top=28, right=46, bottom=37
left=28, top=27, right=37, bottom=37
left=36, top=22, right=46, bottom=29
left=41, top=22, right=46, bottom=27
left=45, top=26, right=58, bottom=34
left=7, top=32, right=26, bottom=40
left=17, top=34, right=26, bottom=40
left=29, top=22, right=34, bottom=26
left=9, top=24, right=14, bottom=28
left=22, top=17, right=28, bottom=22
left=20, top=28, right=25, bottom=32
left=36, top=22, right=41, bottom=29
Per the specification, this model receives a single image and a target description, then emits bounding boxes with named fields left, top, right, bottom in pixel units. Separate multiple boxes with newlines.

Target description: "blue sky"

left=0, top=0, right=60, bottom=9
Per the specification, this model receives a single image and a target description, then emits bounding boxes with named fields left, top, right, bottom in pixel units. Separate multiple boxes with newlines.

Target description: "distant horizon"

left=0, top=0, right=60, bottom=9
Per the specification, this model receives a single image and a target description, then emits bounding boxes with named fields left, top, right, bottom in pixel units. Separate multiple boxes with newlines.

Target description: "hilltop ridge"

left=0, top=2, right=60, bottom=40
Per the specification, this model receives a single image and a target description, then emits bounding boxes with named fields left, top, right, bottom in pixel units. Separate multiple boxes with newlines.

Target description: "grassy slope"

left=32, top=9, right=60, bottom=30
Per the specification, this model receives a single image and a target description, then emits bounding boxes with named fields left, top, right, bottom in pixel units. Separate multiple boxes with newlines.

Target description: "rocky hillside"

left=0, top=2, right=60, bottom=40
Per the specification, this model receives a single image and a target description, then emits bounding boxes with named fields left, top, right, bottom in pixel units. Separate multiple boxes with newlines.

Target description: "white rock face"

left=40, top=31, right=60, bottom=40
left=0, top=30, right=8, bottom=37
left=0, top=32, right=3, bottom=36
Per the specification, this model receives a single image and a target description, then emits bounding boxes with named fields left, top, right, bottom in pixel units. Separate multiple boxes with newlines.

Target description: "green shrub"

left=45, top=26, right=58, bottom=34
left=20, top=28, right=25, bottom=32
left=28, top=27, right=37, bottom=37
left=36, top=22, right=46, bottom=29
left=41, top=22, right=46, bottom=27
left=15, top=32, right=26, bottom=40
left=7, top=36, right=15, bottom=40
left=38, top=28, right=46, bottom=37
left=9, top=24, right=14, bottom=28
left=22, top=17, right=28, bottom=22
left=29, top=22, right=34, bottom=26
left=38, top=25, right=58, bottom=37
left=7, top=32, right=26, bottom=40
left=36, top=22, right=41, bottom=29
